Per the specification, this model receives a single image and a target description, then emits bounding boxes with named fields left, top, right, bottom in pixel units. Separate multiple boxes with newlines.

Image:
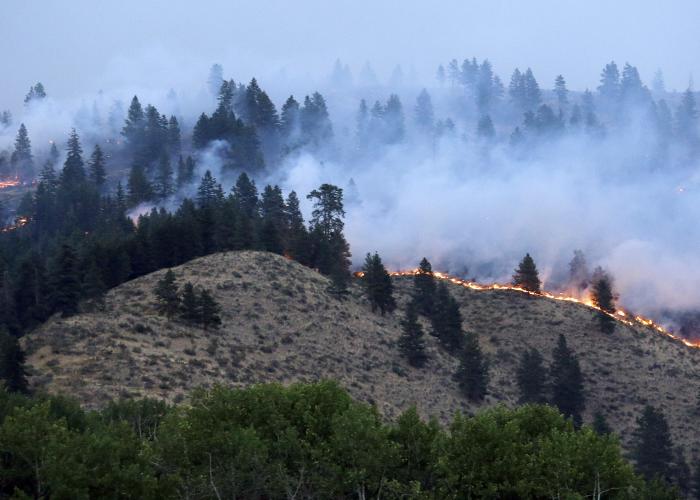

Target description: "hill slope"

left=22, top=250, right=700, bottom=455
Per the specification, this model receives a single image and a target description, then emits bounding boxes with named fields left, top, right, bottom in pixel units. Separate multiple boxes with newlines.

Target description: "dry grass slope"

left=22, top=250, right=700, bottom=455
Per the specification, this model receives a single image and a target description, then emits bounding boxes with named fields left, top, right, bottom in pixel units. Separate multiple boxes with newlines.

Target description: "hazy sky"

left=2, top=0, right=700, bottom=108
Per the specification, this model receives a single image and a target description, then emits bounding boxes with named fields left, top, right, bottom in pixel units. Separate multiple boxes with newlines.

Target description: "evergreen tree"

left=554, top=75, right=569, bottom=110
left=414, top=89, right=434, bottom=132
left=568, top=250, right=590, bottom=290
left=476, top=115, right=495, bottom=140
left=196, top=170, right=223, bottom=208
left=307, top=184, right=350, bottom=278
left=11, top=123, right=33, bottom=179
left=383, top=94, right=405, bottom=144
left=285, top=191, right=309, bottom=264
left=455, top=331, right=489, bottom=402
left=232, top=172, right=259, bottom=218
left=167, top=116, right=181, bottom=155
left=632, top=405, right=675, bottom=483
left=88, top=144, right=106, bottom=189
left=207, top=63, right=224, bottom=97
left=280, top=95, right=300, bottom=140
left=430, top=283, right=463, bottom=352
left=361, top=252, right=396, bottom=315
left=598, top=62, right=621, bottom=104
left=512, top=253, right=541, bottom=293
left=326, top=267, right=350, bottom=300
left=180, top=282, right=199, bottom=324
left=81, top=257, right=106, bottom=308
left=0, top=329, right=28, bottom=393
left=122, top=96, right=145, bottom=150
left=176, top=155, right=196, bottom=188
left=550, top=334, right=585, bottom=427
left=154, top=154, right=174, bottom=199
left=676, top=88, right=698, bottom=142
left=154, top=269, right=180, bottom=318
left=127, top=162, right=152, bottom=205
left=508, top=68, right=524, bottom=108
left=60, top=129, right=86, bottom=186
left=398, top=300, right=427, bottom=368
left=49, top=244, right=82, bottom=317
left=591, top=273, right=616, bottom=334
left=516, top=347, right=546, bottom=404
left=522, top=68, right=542, bottom=110
left=413, top=258, right=436, bottom=317
left=672, top=447, right=691, bottom=496
left=592, top=411, right=612, bottom=435
left=198, top=289, right=222, bottom=330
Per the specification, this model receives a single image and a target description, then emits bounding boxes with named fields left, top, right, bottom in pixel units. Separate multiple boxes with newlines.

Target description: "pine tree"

left=554, top=75, right=569, bottom=110
left=326, top=267, right=350, bottom=300
left=550, top=334, right=585, bottom=427
left=361, top=253, right=396, bottom=315
left=398, top=300, right=428, bottom=368
left=81, top=257, right=106, bottom=309
left=154, top=269, right=180, bottom=318
left=512, top=253, right=541, bottom=293
left=676, top=88, right=698, bottom=142
left=413, top=258, right=436, bottom=317
left=307, top=184, right=351, bottom=278
left=49, top=244, right=82, bottom=317
left=455, top=331, right=489, bottom=402
left=167, top=116, right=181, bottom=155
left=154, top=154, right=174, bottom=199
left=285, top=191, right=309, bottom=264
left=127, top=162, right=152, bottom=205
left=430, top=283, right=463, bottom=352
left=0, top=329, right=28, bottom=393
left=592, top=411, right=612, bottom=435
left=198, top=289, right=222, bottom=330
left=60, top=129, right=86, bottom=186
left=591, top=273, right=616, bottom=334
left=632, top=405, right=674, bottom=482
left=598, top=62, right=621, bottom=105
left=196, top=170, right=222, bottom=208
left=207, top=63, right=224, bottom=97
left=176, top=155, right=196, bottom=188
left=280, top=95, right=300, bottom=140
left=11, top=123, right=33, bottom=179
left=88, top=144, right=107, bottom=189
left=180, top=282, right=200, bottom=324
left=476, top=115, right=495, bottom=140
left=122, top=96, right=145, bottom=148
left=516, top=347, right=546, bottom=404
left=414, top=89, right=434, bottom=132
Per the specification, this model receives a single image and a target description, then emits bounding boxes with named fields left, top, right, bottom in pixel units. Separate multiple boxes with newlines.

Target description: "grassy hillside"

left=22, top=250, right=700, bottom=456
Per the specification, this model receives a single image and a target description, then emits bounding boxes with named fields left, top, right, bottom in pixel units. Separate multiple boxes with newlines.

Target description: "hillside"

left=22, top=250, right=700, bottom=456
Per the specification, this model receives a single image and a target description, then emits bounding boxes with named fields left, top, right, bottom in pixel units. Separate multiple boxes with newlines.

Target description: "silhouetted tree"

left=632, top=405, right=674, bottom=483
left=11, top=123, right=33, bottom=179
left=0, top=329, right=28, bottom=393
left=198, top=289, right=222, bottom=330
left=361, top=252, right=396, bottom=315
left=516, top=347, right=546, bottom=404
left=180, top=282, right=199, bottom=324
left=88, top=144, right=106, bottom=189
left=455, top=331, right=489, bottom=402
left=398, top=300, right=427, bottom=368
left=550, top=334, right=585, bottom=427
left=413, top=258, right=436, bottom=317
left=512, top=253, right=541, bottom=293
left=591, top=273, right=616, bottom=334
left=49, top=244, right=81, bottom=317
left=431, top=283, right=463, bottom=352
left=154, top=269, right=179, bottom=318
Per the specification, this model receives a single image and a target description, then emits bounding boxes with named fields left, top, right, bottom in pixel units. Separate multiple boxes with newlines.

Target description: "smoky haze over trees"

left=0, top=2, right=699, bottom=330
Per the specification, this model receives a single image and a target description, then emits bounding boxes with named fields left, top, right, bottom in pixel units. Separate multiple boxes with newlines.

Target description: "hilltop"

left=21, top=250, right=700, bottom=456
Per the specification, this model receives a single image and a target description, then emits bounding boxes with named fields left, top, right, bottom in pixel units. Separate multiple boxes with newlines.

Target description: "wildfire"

left=0, top=217, right=29, bottom=234
left=0, top=177, right=21, bottom=190
left=358, top=268, right=700, bottom=349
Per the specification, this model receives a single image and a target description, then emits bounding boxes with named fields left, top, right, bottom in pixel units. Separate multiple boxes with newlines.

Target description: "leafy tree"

left=454, top=331, right=489, bottom=402
left=49, top=244, right=81, bottom=317
left=632, top=405, right=674, bottom=483
left=413, top=258, right=436, bottom=317
left=550, top=334, right=585, bottom=427
left=512, top=253, right=541, bottom=293
left=516, top=347, right=546, bottom=404
left=0, top=328, right=28, bottom=393
left=398, top=301, right=427, bottom=368
left=88, top=144, right=106, bottom=189
left=154, top=269, right=179, bottom=318
left=198, top=289, right=222, bottom=330
left=361, top=252, right=396, bottom=314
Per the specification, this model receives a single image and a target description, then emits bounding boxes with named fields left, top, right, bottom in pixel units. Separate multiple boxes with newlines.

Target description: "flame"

left=357, top=268, right=700, bottom=349
left=0, top=177, right=21, bottom=190
left=0, top=216, right=29, bottom=234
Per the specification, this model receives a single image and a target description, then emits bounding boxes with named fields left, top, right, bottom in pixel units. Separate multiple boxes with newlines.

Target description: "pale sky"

left=2, top=0, right=699, bottom=108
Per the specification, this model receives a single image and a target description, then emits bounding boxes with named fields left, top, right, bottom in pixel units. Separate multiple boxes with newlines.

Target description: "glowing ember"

left=0, top=217, right=29, bottom=233
left=0, top=177, right=21, bottom=189
left=356, top=268, right=700, bottom=349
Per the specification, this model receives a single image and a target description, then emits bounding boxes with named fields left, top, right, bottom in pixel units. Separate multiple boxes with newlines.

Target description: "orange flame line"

left=357, top=269, right=700, bottom=349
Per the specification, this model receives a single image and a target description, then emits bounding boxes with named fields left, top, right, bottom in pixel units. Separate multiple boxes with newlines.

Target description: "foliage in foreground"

left=0, top=382, right=677, bottom=499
